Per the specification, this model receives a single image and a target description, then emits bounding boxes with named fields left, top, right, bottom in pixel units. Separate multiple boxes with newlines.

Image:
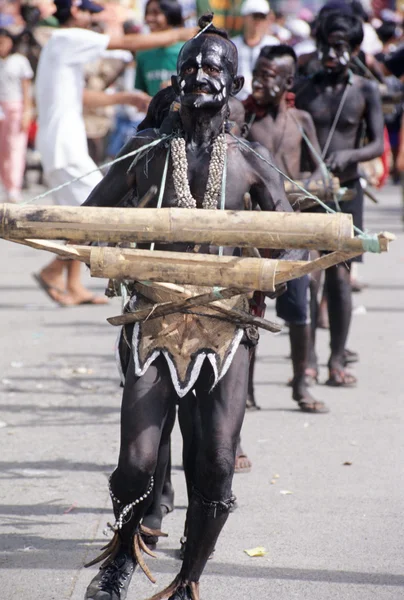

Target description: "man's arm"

left=248, top=143, right=307, bottom=263
left=326, top=80, right=385, bottom=172
left=82, top=137, right=143, bottom=207
left=107, top=27, right=196, bottom=53
left=83, top=89, right=150, bottom=111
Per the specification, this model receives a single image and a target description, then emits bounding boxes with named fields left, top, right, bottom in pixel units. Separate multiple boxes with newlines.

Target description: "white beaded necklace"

left=171, top=133, right=227, bottom=209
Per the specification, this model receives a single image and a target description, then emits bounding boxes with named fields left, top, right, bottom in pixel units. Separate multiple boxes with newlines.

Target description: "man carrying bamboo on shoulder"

left=82, top=13, right=305, bottom=600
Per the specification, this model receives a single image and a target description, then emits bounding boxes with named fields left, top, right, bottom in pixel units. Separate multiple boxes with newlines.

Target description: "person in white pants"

left=34, top=0, right=194, bottom=306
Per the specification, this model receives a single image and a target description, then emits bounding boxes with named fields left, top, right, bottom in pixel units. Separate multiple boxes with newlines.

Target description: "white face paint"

left=318, top=50, right=323, bottom=60
left=222, top=87, right=226, bottom=97
left=180, top=79, right=186, bottom=89
left=328, top=47, right=337, bottom=59
left=196, top=52, right=202, bottom=67
left=343, top=51, right=350, bottom=62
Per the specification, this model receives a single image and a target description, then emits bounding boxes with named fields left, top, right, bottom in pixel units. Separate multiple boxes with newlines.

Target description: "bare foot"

left=292, top=377, right=329, bottom=413
left=235, top=454, right=252, bottom=473
left=67, top=287, right=109, bottom=305
left=34, top=273, right=75, bottom=307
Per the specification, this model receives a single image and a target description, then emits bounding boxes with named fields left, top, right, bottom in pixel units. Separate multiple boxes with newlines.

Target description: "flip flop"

left=75, top=296, right=108, bottom=305
left=326, top=368, right=357, bottom=388
left=32, top=273, right=69, bottom=307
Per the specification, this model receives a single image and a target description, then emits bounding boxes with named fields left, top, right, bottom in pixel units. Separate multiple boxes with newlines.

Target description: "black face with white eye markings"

left=174, top=34, right=239, bottom=109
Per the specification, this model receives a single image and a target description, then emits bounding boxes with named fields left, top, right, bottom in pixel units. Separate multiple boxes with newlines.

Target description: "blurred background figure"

left=135, top=0, right=184, bottom=96
left=0, top=26, right=33, bottom=203
left=232, top=0, right=279, bottom=100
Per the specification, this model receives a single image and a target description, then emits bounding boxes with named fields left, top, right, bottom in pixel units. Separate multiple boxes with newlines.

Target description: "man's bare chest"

left=250, top=113, right=302, bottom=156
left=134, top=146, right=254, bottom=210
left=301, top=85, right=365, bottom=132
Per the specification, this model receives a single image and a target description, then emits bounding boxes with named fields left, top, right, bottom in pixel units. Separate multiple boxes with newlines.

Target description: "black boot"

left=85, top=547, right=135, bottom=600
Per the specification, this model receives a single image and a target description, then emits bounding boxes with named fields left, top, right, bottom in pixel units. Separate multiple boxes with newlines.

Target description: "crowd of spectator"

left=1, top=0, right=404, bottom=204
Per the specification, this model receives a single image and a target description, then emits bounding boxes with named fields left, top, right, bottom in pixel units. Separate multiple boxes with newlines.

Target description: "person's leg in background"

left=0, top=101, right=29, bottom=203
left=34, top=162, right=108, bottom=305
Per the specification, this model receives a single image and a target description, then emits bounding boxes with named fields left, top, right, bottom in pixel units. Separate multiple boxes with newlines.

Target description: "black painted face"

left=252, top=56, right=295, bottom=106
left=173, top=35, right=242, bottom=109
left=318, top=31, right=351, bottom=73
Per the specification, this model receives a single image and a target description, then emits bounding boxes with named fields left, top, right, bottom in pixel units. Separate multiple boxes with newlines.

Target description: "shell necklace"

left=171, top=134, right=227, bottom=209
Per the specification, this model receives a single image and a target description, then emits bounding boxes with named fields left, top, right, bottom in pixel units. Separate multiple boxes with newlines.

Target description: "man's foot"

left=85, top=549, right=135, bottom=600
left=235, top=454, right=252, bottom=473
left=292, top=378, right=329, bottom=413
left=246, top=392, right=261, bottom=411
left=304, top=368, right=318, bottom=387
left=344, top=348, right=359, bottom=365
left=167, top=586, right=197, bottom=600
left=326, top=368, right=357, bottom=388
left=146, top=576, right=199, bottom=600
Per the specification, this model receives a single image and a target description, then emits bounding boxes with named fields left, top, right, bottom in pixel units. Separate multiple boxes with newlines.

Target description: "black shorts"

left=276, top=275, right=310, bottom=325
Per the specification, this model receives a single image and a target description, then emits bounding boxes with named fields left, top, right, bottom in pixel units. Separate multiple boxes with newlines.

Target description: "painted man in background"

left=295, top=11, right=384, bottom=386
left=244, top=44, right=328, bottom=413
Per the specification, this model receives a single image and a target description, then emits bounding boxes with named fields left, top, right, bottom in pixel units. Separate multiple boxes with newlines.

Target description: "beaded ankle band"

left=108, top=476, right=154, bottom=531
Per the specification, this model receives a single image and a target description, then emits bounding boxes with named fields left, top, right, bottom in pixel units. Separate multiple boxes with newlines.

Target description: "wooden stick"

left=364, top=187, right=379, bottom=204
left=108, top=287, right=281, bottom=333
left=107, top=287, right=245, bottom=325
left=284, top=177, right=340, bottom=195
left=6, top=238, right=92, bottom=261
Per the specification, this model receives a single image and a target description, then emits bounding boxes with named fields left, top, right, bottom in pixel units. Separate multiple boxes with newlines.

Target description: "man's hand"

left=265, top=283, right=287, bottom=299
left=121, top=91, right=151, bottom=112
left=176, top=26, right=198, bottom=41
left=325, top=149, right=352, bottom=173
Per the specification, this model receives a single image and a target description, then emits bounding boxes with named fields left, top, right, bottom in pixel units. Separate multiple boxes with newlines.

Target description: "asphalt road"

left=0, top=184, right=403, bottom=600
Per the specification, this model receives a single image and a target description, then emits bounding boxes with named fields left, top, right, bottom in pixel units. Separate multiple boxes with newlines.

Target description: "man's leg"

left=277, top=277, right=327, bottom=412
left=142, top=403, right=176, bottom=548
left=151, top=343, right=250, bottom=599
left=85, top=354, right=176, bottom=600
left=325, top=263, right=357, bottom=386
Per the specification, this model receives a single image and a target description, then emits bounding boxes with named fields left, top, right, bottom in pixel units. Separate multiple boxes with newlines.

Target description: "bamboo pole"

left=90, top=247, right=280, bottom=292
left=284, top=177, right=340, bottom=197
left=1, top=204, right=358, bottom=251
left=86, top=231, right=393, bottom=292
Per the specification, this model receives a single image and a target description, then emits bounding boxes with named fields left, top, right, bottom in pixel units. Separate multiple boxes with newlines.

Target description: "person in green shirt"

left=135, top=0, right=185, bottom=96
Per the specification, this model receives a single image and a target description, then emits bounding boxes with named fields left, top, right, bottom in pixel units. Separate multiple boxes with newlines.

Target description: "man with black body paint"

left=245, top=44, right=328, bottom=413
left=83, top=15, right=304, bottom=600
left=295, top=12, right=384, bottom=387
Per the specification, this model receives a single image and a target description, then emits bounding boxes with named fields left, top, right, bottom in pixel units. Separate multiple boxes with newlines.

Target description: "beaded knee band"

left=192, top=487, right=236, bottom=518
